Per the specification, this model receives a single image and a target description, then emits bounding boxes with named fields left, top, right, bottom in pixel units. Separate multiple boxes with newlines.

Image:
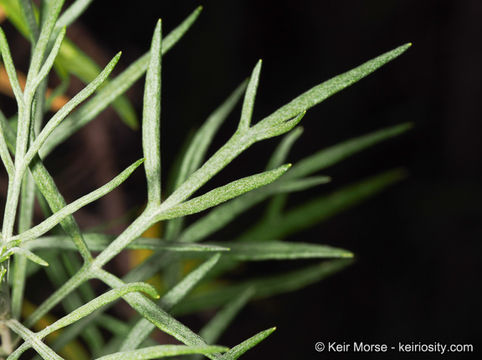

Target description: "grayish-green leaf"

left=156, top=164, right=291, bottom=221
left=251, top=111, right=305, bottom=142
left=26, top=0, right=63, bottom=79
left=210, top=241, right=353, bottom=261
left=238, top=60, right=262, bottom=131
left=23, top=234, right=229, bottom=253
left=30, top=157, right=93, bottom=261
left=33, top=27, right=66, bottom=89
left=219, top=327, right=276, bottom=360
left=143, top=20, right=162, bottom=205
left=36, top=282, right=159, bottom=337
left=95, top=345, right=229, bottom=360
left=7, top=247, right=49, bottom=266
left=120, top=254, right=221, bottom=351
left=0, top=122, right=14, bottom=177
left=43, top=252, right=104, bottom=354
left=55, top=0, right=94, bottom=30
left=11, top=172, right=36, bottom=319
left=24, top=52, right=122, bottom=170
left=0, top=27, right=23, bottom=104
left=260, top=44, right=412, bottom=127
left=178, top=174, right=327, bottom=244
left=96, top=270, right=218, bottom=360
left=13, top=159, right=144, bottom=243
left=6, top=319, right=63, bottom=360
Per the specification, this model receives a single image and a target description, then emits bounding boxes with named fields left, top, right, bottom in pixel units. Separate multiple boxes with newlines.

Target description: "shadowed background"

left=1, top=0, right=481, bottom=359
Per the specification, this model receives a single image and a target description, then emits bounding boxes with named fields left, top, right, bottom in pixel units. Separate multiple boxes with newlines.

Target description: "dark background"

left=3, top=0, right=482, bottom=359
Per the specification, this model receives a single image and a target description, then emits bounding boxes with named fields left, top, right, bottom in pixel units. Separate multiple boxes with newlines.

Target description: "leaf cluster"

left=0, top=1, right=410, bottom=359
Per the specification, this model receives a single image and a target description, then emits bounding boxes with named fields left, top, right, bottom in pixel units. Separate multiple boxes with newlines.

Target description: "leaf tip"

left=114, top=51, right=123, bottom=62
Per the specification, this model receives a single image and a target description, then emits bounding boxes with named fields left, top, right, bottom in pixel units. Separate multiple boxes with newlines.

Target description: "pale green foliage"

left=0, top=1, right=410, bottom=359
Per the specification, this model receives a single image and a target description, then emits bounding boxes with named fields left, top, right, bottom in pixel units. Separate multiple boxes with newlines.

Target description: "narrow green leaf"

left=95, top=345, right=229, bottom=360
left=24, top=52, right=122, bottom=169
left=7, top=0, right=137, bottom=129
left=56, top=41, right=138, bottom=129
left=143, top=20, right=162, bottom=205
left=0, top=109, right=16, bottom=152
left=219, top=327, right=276, bottom=360
left=286, top=122, right=413, bottom=180
left=0, top=27, right=23, bottom=104
left=26, top=0, right=63, bottom=78
left=16, top=281, right=161, bottom=359
left=211, top=241, right=353, bottom=261
left=33, top=26, right=66, bottom=88
left=0, top=119, right=14, bottom=177
left=176, top=185, right=278, bottom=244
left=55, top=0, right=94, bottom=30
left=43, top=252, right=104, bottom=354
left=23, top=234, right=229, bottom=253
left=11, top=172, right=36, bottom=319
left=51, top=312, right=158, bottom=357
left=173, top=260, right=352, bottom=315
left=176, top=187, right=269, bottom=243
left=252, top=111, right=305, bottom=141
left=9, top=247, right=49, bottom=266
left=36, top=282, right=159, bottom=338
left=96, top=270, right=217, bottom=360
left=120, top=254, right=222, bottom=351
left=261, top=43, right=412, bottom=127
left=6, top=319, right=63, bottom=360
left=25, top=264, right=91, bottom=329
left=30, top=157, right=93, bottom=261
left=238, top=60, right=262, bottom=131
left=13, top=159, right=144, bottom=243
left=238, top=169, right=407, bottom=241
left=178, top=173, right=326, bottom=244
left=156, top=164, right=291, bottom=221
